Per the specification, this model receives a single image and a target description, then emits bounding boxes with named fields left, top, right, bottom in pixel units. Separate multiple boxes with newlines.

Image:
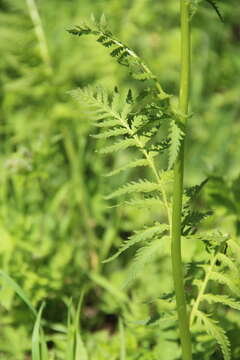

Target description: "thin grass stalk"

left=171, top=1, right=192, bottom=359
left=25, top=0, right=52, bottom=74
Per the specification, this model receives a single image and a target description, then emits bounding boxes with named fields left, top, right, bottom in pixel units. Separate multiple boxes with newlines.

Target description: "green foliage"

left=189, top=235, right=240, bottom=360
left=0, top=271, right=36, bottom=316
left=32, top=304, right=49, bottom=360
left=68, top=17, right=169, bottom=99
left=124, top=236, right=170, bottom=288
left=196, top=310, right=230, bottom=360
left=69, top=14, right=240, bottom=360
left=168, top=119, right=185, bottom=170
left=0, top=0, right=240, bottom=359
left=191, top=0, right=223, bottom=21
left=204, top=0, right=224, bottom=22
left=201, top=294, right=240, bottom=311
left=65, top=295, right=88, bottom=360
left=103, top=223, right=169, bottom=263
left=69, top=22, right=177, bottom=302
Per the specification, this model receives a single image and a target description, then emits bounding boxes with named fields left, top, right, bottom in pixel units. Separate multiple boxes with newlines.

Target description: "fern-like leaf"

left=188, top=231, right=228, bottom=253
left=70, top=87, right=131, bottom=127
left=98, top=138, right=136, bottom=154
left=145, top=311, right=177, bottom=326
left=182, top=210, right=213, bottom=236
left=209, top=271, right=240, bottom=296
left=228, top=239, right=240, bottom=263
left=94, top=119, right=120, bottom=128
left=168, top=120, right=185, bottom=169
left=216, top=253, right=239, bottom=277
left=103, top=223, right=169, bottom=263
left=104, top=159, right=148, bottom=177
left=196, top=310, right=230, bottom=360
left=92, top=128, right=128, bottom=139
left=202, top=294, right=240, bottom=311
left=68, top=21, right=153, bottom=82
left=185, top=178, right=208, bottom=201
left=124, top=237, right=168, bottom=287
left=67, top=18, right=170, bottom=99
left=105, top=180, right=161, bottom=200
left=191, top=0, right=224, bottom=22
left=124, top=196, right=164, bottom=209
left=205, top=0, right=224, bottom=22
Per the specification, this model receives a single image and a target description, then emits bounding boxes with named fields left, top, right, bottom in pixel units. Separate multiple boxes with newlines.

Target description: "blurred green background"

left=0, top=0, right=240, bottom=358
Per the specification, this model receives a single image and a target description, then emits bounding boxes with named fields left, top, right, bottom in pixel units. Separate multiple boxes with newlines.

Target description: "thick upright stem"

left=171, top=1, right=192, bottom=359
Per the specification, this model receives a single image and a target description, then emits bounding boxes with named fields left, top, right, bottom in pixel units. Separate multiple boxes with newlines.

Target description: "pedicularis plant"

left=69, top=1, right=240, bottom=359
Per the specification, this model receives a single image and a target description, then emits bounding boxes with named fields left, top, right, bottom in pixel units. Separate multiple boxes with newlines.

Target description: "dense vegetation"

left=0, top=0, right=240, bottom=359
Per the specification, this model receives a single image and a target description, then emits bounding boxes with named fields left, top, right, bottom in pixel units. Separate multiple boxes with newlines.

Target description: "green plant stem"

left=171, top=1, right=192, bottom=360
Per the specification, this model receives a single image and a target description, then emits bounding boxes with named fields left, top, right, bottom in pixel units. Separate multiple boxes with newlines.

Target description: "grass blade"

left=0, top=270, right=36, bottom=316
left=119, top=319, right=126, bottom=360
left=32, top=303, right=47, bottom=360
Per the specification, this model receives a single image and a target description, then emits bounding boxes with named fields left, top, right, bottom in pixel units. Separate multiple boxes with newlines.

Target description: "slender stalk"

left=25, top=0, right=52, bottom=74
left=171, top=1, right=192, bottom=359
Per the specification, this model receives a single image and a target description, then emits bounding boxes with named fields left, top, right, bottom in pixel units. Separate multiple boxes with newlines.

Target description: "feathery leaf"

left=124, top=237, right=168, bottom=287
left=105, top=180, right=161, bottom=200
left=205, top=0, right=224, bottom=22
left=209, top=271, right=240, bottom=296
left=104, top=159, right=148, bottom=177
left=202, top=293, right=240, bottom=311
left=92, top=128, right=128, bottom=139
left=103, top=223, right=169, bottom=263
left=124, top=196, right=164, bottom=209
left=99, top=138, right=136, bottom=154
left=168, top=120, right=185, bottom=169
left=196, top=310, right=230, bottom=360
left=216, top=253, right=239, bottom=277
left=67, top=18, right=170, bottom=99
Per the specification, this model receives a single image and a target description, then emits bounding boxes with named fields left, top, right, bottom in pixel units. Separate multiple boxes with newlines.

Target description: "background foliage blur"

left=0, top=0, right=240, bottom=358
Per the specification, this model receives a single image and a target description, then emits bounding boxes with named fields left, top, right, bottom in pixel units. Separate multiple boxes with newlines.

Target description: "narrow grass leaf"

left=32, top=303, right=46, bottom=360
left=0, top=270, right=36, bottom=316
